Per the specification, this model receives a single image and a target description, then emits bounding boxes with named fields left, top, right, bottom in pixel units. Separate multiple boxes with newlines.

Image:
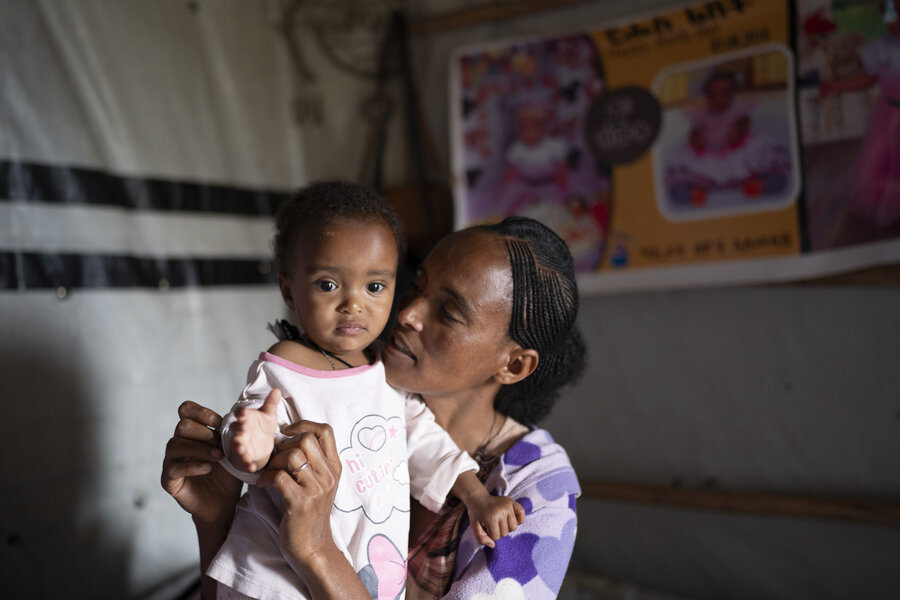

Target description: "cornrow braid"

left=474, top=217, right=586, bottom=424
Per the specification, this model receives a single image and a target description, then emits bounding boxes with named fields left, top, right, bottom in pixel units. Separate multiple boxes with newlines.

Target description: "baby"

left=666, top=69, right=790, bottom=205
left=206, top=181, right=524, bottom=600
left=687, top=71, right=751, bottom=155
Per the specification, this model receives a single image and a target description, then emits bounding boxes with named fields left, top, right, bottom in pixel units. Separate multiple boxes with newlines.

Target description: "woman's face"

left=383, top=229, right=518, bottom=397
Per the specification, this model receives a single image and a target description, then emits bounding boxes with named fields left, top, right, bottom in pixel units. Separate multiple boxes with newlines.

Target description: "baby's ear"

left=494, top=347, right=539, bottom=386
left=278, top=274, right=294, bottom=310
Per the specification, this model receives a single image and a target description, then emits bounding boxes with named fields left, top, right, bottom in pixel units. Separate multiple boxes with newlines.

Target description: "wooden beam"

left=581, top=480, right=900, bottom=528
left=407, top=0, right=592, bottom=36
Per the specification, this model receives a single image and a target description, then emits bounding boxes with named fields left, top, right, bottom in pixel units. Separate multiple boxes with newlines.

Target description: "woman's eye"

left=367, top=282, right=386, bottom=293
left=316, top=281, right=337, bottom=292
left=440, top=306, right=461, bottom=324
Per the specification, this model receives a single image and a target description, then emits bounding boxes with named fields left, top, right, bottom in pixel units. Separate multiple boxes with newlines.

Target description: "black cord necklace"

left=300, top=333, right=355, bottom=370
left=273, top=319, right=358, bottom=370
left=474, top=412, right=507, bottom=469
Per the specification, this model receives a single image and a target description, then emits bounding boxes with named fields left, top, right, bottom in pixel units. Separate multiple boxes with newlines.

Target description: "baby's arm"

left=219, top=357, right=295, bottom=483
left=224, top=340, right=318, bottom=473
left=226, top=390, right=280, bottom=473
left=405, top=397, right=524, bottom=546
left=452, top=471, right=526, bottom=548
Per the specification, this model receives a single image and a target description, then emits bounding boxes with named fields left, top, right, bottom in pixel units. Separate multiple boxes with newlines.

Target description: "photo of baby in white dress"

left=453, top=34, right=611, bottom=272
left=653, top=47, right=800, bottom=221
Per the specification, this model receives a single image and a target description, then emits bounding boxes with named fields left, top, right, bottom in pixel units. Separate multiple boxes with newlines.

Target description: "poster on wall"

left=449, top=0, right=900, bottom=293
left=796, top=0, right=900, bottom=251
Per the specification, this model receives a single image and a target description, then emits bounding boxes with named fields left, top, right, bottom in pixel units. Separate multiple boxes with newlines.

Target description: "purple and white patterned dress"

left=444, top=428, right=580, bottom=599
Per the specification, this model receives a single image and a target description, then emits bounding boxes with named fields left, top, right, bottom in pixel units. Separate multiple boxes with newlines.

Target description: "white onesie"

left=206, top=351, right=477, bottom=600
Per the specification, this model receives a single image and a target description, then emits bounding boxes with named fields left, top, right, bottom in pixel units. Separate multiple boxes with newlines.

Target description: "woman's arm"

left=161, top=400, right=243, bottom=600
left=257, top=420, right=372, bottom=600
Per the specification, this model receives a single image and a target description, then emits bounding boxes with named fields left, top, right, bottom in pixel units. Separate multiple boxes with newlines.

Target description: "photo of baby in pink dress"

left=838, top=0, right=900, bottom=228
left=656, top=50, right=798, bottom=219
left=798, top=0, right=900, bottom=249
left=453, top=34, right=611, bottom=272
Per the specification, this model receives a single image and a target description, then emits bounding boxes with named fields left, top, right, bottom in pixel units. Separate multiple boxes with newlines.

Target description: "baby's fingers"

left=472, top=521, right=495, bottom=548
left=507, top=511, right=520, bottom=534
left=514, top=500, right=526, bottom=525
left=495, top=514, right=510, bottom=539
left=260, top=388, right=282, bottom=416
left=485, top=516, right=503, bottom=541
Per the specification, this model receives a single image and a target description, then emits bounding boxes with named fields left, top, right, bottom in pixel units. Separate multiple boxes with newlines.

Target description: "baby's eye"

left=367, top=282, right=386, bottom=294
left=316, top=281, right=337, bottom=292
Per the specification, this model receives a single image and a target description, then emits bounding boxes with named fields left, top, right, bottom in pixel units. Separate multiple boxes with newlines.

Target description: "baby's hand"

left=465, top=490, right=526, bottom=548
left=229, top=390, right=281, bottom=473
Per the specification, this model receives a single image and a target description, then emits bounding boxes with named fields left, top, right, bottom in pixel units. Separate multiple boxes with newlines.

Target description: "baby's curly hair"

left=473, top=217, right=586, bottom=424
left=273, top=180, right=406, bottom=274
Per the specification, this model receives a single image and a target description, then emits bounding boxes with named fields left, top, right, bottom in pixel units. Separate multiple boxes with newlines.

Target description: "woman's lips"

left=386, top=333, right=416, bottom=362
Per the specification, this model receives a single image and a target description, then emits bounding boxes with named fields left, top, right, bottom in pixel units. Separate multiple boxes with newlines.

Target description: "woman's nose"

left=396, top=293, right=423, bottom=331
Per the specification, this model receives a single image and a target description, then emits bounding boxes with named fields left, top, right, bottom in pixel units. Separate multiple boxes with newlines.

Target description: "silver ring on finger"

left=291, top=462, right=309, bottom=476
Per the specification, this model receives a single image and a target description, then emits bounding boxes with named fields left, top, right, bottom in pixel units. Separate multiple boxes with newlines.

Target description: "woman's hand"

left=162, top=400, right=245, bottom=600
left=257, top=420, right=371, bottom=599
left=161, top=400, right=242, bottom=525
left=257, top=420, right=343, bottom=566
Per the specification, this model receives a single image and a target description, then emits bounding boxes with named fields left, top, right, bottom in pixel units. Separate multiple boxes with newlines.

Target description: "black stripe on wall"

left=0, top=160, right=291, bottom=216
left=0, top=252, right=277, bottom=290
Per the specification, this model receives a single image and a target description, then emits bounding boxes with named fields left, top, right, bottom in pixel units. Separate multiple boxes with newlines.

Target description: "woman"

left=162, top=217, right=586, bottom=599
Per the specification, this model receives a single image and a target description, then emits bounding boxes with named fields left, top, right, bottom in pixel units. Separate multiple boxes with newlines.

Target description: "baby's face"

left=280, top=219, right=398, bottom=359
left=705, top=78, right=735, bottom=113
left=519, top=114, right=546, bottom=145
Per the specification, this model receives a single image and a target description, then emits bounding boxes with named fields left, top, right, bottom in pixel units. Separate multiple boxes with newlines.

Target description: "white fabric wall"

left=0, top=1, right=363, bottom=597
left=1, top=1, right=898, bottom=599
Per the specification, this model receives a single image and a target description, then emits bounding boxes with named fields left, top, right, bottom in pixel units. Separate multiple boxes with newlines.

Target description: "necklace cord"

left=475, top=412, right=508, bottom=460
left=300, top=333, right=355, bottom=370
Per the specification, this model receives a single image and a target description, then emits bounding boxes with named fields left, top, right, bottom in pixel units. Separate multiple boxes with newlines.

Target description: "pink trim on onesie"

left=260, top=351, right=377, bottom=378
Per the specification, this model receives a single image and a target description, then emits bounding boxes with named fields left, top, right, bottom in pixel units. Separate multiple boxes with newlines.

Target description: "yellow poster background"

left=589, top=0, right=801, bottom=270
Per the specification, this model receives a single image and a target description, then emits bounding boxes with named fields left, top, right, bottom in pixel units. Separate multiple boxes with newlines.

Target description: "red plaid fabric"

left=406, top=499, right=467, bottom=599
left=406, top=452, right=500, bottom=599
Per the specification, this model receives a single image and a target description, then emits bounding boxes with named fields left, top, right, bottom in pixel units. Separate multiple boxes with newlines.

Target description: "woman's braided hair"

left=474, top=217, right=586, bottom=424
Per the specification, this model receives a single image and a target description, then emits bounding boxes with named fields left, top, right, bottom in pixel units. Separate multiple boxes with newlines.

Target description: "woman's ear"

left=278, top=274, right=295, bottom=311
left=495, top=347, right=539, bottom=385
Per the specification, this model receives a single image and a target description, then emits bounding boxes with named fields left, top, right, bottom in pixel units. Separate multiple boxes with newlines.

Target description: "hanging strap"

left=358, top=11, right=453, bottom=255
